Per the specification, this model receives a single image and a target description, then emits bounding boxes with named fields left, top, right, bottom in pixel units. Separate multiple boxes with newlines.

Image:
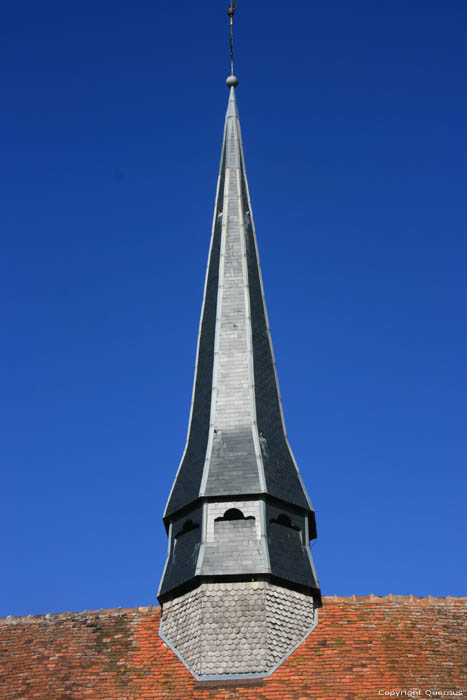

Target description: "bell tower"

left=158, top=3, right=321, bottom=681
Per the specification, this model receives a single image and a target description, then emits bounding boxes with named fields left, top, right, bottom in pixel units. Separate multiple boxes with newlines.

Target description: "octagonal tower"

left=158, top=82, right=321, bottom=682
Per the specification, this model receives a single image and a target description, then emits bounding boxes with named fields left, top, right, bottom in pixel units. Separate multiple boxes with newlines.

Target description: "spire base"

left=160, top=581, right=317, bottom=680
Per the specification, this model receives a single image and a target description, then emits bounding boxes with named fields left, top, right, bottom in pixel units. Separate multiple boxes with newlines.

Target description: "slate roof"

left=165, top=86, right=314, bottom=520
left=158, top=499, right=320, bottom=603
left=1, top=596, right=465, bottom=699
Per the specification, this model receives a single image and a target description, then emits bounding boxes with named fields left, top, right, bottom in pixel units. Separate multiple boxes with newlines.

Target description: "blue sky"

left=1, top=0, right=466, bottom=617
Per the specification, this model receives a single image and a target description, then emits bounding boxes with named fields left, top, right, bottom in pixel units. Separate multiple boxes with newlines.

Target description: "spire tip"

left=227, top=1, right=238, bottom=77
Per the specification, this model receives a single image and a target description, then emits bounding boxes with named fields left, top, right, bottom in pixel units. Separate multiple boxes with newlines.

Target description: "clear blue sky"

left=1, top=0, right=466, bottom=617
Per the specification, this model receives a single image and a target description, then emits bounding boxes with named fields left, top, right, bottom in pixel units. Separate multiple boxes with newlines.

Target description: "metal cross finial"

left=227, top=1, right=238, bottom=76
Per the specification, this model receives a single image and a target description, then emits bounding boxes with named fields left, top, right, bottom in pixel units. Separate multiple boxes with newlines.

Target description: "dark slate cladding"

left=165, top=149, right=226, bottom=518
left=203, top=427, right=261, bottom=496
left=240, top=161, right=310, bottom=511
left=159, top=508, right=202, bottom=597
left=266, top=504, right=318, bottom=591
left=159, top=88, right=321, bottom=609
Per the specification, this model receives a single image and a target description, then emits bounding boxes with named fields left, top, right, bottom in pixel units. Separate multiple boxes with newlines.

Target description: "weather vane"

left=227, top=1, right=238, bottom=77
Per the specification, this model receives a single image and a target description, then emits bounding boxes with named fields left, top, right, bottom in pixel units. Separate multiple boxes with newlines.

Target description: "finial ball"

left=226, top=75, right=239, bottom=88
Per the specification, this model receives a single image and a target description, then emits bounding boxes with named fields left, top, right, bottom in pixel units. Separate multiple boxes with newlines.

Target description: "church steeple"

left=163, top=83, right=314, bottom=523
left=158, top=8, right=320, bottom=681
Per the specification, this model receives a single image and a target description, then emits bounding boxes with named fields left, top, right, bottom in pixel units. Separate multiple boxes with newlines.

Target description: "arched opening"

left=174, top=519, right=200, bottom=538
left=215, top=508, right=255, bottom=522
left=270, top=513, right=301, bottom=531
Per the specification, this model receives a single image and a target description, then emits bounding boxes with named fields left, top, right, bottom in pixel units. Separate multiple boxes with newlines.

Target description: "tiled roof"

left=0, top=596, right=465, bottom=699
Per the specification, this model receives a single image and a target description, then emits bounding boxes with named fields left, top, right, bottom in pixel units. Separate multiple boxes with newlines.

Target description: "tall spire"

left=163, top=83, right=314, bottom=523
left=158, top=4, right=320, bottom=681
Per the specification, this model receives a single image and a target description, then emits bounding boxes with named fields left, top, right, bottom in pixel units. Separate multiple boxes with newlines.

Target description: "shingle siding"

left=160, top=581, right=316, bottom=678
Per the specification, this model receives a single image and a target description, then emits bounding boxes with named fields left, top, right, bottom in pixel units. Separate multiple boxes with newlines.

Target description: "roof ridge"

left=322, top=594, right=466, bottom=602
left=0, top=605, right=160, bottom=622
left=2, top=596, right=466, bottom=622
